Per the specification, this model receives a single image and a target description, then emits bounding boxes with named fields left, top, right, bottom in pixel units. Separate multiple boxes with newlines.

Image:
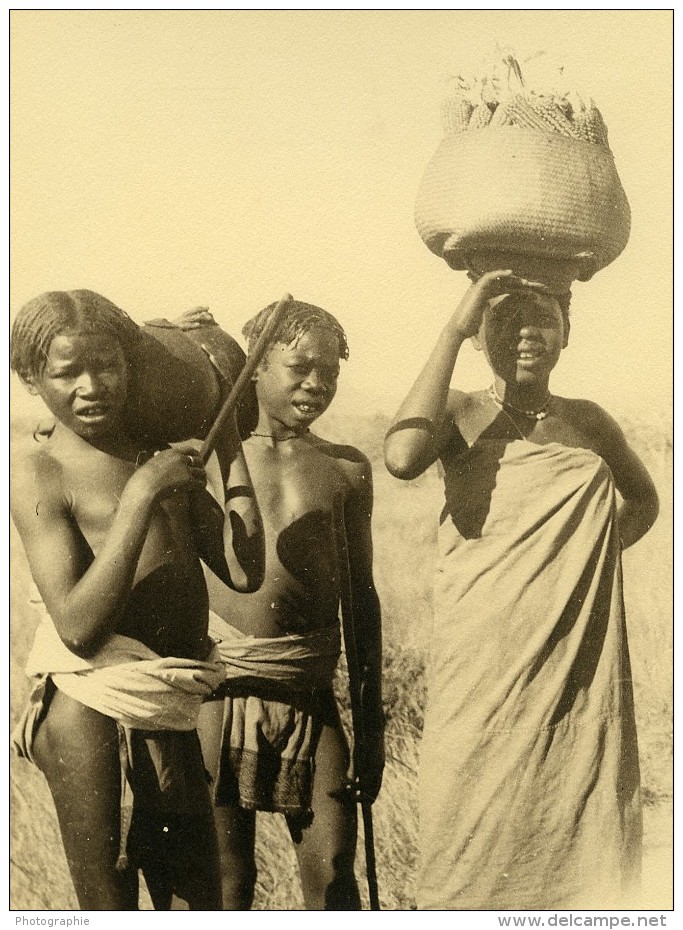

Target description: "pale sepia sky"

left=10, top=10, right=672, bottom=422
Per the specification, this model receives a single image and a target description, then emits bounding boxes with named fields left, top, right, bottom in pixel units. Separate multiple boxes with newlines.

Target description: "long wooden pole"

left=333, top=500, right=381, bottom=911
left=199, top=293, right=292, bottom=464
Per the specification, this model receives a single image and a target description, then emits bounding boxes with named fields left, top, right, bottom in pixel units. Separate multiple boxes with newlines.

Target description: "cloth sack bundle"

left=415, top=83, right=631, bottom=291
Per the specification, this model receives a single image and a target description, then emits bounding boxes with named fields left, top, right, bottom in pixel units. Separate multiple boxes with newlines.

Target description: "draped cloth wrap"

left=12, top=603, right=226, bottom=870
left=207, top=612, right=342, bottom=815
left=14, top=605, right=226, bottom=747
left=418, top=439, right=641, bottom=910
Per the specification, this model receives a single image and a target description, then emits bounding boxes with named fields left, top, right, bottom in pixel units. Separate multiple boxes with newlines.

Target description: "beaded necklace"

left=488, top=384, right=552, bottom=421
left=250, top=429, right=309, bottom=442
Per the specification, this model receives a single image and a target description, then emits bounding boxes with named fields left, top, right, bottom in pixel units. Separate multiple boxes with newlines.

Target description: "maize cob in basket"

left=442, top=90, right=608, bottom=147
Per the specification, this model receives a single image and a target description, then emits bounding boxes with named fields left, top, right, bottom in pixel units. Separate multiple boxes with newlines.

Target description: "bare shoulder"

left=11, top=426, right=60, bottom=488
left=442, top=389, right=489, bottom=450
left=554, top=396, right=658, bottom=520
left=306, top=432, right=372, bottom=491
left=553, top=396, right=625, bottom=455
left=10, top=431, right=68, bottom=526
left=555, top=395, right=611, bottom=423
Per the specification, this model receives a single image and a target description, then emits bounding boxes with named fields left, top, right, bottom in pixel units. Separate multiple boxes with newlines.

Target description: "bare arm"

left=342, top=457, right=384, bottom=802
left=159, top=310, right=264, bottom=586
left=10, top=448, right=204, bottom=658
left=384, top=271, right=543, bottom=479
left=587, top=406, right=659, bottom=549
left=190, top=421, right=265, bottom=593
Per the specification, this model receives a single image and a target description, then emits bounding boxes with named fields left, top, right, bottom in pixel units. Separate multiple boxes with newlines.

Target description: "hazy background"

left=10, top=10, right=671, bottom=422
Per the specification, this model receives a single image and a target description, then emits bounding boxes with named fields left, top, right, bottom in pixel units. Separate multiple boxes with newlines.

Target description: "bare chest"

left=247, top=444, right=348, bottom=531
left=60, top=454, right=191, bottom=560
left=457, top=398, right=599, bottom=454
left=67, top=456, right=132, bottom=526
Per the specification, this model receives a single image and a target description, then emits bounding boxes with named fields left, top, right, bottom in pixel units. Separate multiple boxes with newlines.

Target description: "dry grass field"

left=10, top=410, right=672, bottom=910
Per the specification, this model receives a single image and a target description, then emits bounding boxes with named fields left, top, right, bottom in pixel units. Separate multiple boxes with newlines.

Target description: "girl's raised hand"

left=450, top=270, right=549, bottom=339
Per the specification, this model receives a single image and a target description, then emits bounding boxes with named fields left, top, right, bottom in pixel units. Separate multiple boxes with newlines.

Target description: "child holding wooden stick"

left=10, top=289, right=264, bottom=909
left=193, top=299, right=385, bottom=910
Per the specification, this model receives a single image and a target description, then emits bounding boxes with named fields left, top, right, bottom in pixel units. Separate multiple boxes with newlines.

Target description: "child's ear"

left=470, top=333, right=483, bottom=352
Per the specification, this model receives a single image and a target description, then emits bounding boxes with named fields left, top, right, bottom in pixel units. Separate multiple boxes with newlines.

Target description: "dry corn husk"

left=440, top=54, right=610, bottom=147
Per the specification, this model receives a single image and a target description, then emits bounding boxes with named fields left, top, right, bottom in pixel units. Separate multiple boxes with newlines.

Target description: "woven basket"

left=415, top=127, right=631, bottom=283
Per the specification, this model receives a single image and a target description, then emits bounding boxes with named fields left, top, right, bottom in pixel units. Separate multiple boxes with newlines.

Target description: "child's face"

left=254, top=327, right=340, bottom=430
left=26, top=331, right=128, bottom=441
left=475, top=291, right=568, bottom=387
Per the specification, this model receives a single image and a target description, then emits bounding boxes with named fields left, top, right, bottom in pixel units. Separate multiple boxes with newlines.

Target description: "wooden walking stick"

left=333, top=500, right=381, bottom=911
left=199, top=293, right=292, bottom=464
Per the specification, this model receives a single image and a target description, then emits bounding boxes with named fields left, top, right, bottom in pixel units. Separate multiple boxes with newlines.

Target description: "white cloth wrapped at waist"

left=208, top=611, right=342, bottom=691
left=20, top=603, right=226, bottom=732
left=13, top=599, right=227, bottom=871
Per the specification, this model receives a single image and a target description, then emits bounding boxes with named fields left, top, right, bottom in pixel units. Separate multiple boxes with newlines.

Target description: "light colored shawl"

left=418, top=440, right=641, bottom=910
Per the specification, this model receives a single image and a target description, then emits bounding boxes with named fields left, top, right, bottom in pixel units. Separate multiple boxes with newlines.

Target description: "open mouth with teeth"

left=515, top=344, right=544, bottom=363
left=75, top=404, right=111, bottom=420
left=292, top=399, right=325, bottom=417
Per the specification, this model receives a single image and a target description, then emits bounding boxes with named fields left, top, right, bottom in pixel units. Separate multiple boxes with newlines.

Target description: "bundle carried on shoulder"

left=415, top=55, right=631, bottom=290
left=126, top=312, right=258, bottom=444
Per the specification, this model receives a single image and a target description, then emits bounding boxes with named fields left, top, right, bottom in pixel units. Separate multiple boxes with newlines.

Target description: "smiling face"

left=26, top=331, right=129, bottom=441
left=254, top=327, right=341, bottom=433
left=474, top=291, right=569, bottom=390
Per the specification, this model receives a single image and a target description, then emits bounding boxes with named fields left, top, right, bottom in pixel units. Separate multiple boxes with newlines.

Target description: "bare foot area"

left=10, top=753, right=673, bottom=911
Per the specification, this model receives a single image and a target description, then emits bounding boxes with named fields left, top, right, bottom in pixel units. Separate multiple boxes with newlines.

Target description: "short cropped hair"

left=242, top=300, right=349, bottom=362
left=10, top=290, right=139, bottom=381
